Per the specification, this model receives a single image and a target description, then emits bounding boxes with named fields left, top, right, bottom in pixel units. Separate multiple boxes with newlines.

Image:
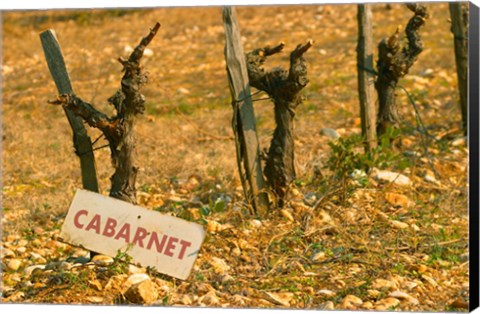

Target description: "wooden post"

left=222, top=6, right=270, bottom=214
left=357, top=4, right=377, bottom=152
left=449, top=2, right=468, bottom=135
left=40, top=30, right=99, bottom=192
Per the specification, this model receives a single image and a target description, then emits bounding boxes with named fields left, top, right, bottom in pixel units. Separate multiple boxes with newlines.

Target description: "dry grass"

left=1, top=3, right=469, bottom=311
left=2, top=3, right=459, bottom=225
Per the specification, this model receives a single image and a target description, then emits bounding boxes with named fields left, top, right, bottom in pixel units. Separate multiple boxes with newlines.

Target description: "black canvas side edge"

left=469, top=1, right=480, bottom=311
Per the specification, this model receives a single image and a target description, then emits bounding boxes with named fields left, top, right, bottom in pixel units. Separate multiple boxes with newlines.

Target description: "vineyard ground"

left=2, top=3, right=469, bottom=311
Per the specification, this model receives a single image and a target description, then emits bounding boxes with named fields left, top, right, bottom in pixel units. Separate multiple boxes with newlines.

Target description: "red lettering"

left=102, top=218, right=117, bottom=237
left=114, top=223, right=131, bottom=243
left=73, top=209, right=88, bottom=229
left=164, top=237, right=178, bottom=257
left=146, top=232, right=167, bottom=253
left=132, top=227, right=148, bottom=248
left=177, top=240, right=192, bottom=260
left=85, top=214, right=101, bottom=234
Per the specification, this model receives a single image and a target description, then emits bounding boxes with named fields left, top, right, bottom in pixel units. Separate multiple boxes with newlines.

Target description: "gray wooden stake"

left=222, top=6, right=270, bottom=214
left=40, top=30, right=99, bottom=192
left=357, top=4, right=377, bottom=152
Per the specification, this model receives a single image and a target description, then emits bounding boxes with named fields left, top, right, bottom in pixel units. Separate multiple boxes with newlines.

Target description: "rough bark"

left=449, top=2, right=469, bottom=135
left=246, top=40, right=312, bottom=206
left=376, top=3, right=428, bottom=136
left=223, top=6, right=270, bottom=214
left=50, top=23, right=160, bottom=204
left=40, top=30, right=99, bottom=192
left=356, top=4, right=377, bottom=152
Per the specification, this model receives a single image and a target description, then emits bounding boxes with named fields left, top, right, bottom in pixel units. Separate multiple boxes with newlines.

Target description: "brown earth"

left=1, top=3, right=469, bottom=311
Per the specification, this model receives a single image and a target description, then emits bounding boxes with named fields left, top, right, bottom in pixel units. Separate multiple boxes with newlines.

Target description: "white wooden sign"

left=60, top=189, right=205, bottom=280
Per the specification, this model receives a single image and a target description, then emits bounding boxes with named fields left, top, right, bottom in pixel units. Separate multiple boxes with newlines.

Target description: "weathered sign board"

left=60, top=189, right=205, bottom=280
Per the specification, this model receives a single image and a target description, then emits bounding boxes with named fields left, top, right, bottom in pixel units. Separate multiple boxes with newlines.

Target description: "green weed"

left=324, top=126, right=411, bottom=201
left=109, top=246, right=133, bottom=274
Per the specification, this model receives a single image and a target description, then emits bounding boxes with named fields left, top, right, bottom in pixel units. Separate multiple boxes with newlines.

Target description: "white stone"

left=372, top=278, right=397, bottom=290
left=452, top=137, right=465, bottom=147
left=3, top=248, right=15, bottom=258
left=389, top=291, right=419, bottom=304
left=209, top=257, right=230, bottom=275
left=249, top=219, right=262, bottom=228
left=390, top=220, right=409, bottom=229
left=92, top=255, right=114, bottom=266
left=199, top=291, right=220, bottom=306
left=312, top=252, right=326, bottom=262
left=30, top=252, right=42, bottom=260
left=123, top=273, right=151, bottom=291
left=128, top=264, right=146, bottom=274
left=317, top=289, right=336, bottom=297
left=7, top=259, right=22, bottom=271
left=143, top=48, right=154, bottom=57
left=320, top=128, right=340, bottom=139
left=280, top=209, right=294, bottom=222
left=260, top=291, right=293, bottom=307
left=320, top=301, right=335, bottom=310
left=177, top=87, right=190, bottom=95
left=124, top=279, right=159, bottom=304
left=375, top=297, right=400, bottom=310
left=341, top=295, right=363, bottom=308
left=372, top=169, right=412, bottom=186
left=15, top=247, right=27, bottom=254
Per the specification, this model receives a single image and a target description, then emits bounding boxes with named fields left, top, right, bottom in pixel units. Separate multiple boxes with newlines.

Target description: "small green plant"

left=373, top=127, right=411, bottom=170
left=200, top=205, right=211, bottom=217
left=325, top=134, right=371, bottom=202
left=191, top=197, right=227, bottom=223
left=209, top=197, right=227, bottom=213
left=22, top=228, right=36, bottom=241
left=48, top=269, right=89, bottom=290
left=388, top=304, right=400, bottom=310
left=139, top=184, right=153, bottom=193
left=194, top=271, right=205, bottom=282
left=109, top=246, right=133, bottom=274
left=324, top=127, right=411, bottom=201
left=392, top=262, right=406, bottom=275
left=334, top=281, right=370, bottom=302
left=161, top=295, right=169, bottom=305
left=281, top=282, right=299, bottom=292
left=177, top=100, right=194, bottom=115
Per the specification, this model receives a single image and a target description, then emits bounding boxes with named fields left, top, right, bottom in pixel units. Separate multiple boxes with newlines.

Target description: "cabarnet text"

left=60, top=189, right=206, bottom=280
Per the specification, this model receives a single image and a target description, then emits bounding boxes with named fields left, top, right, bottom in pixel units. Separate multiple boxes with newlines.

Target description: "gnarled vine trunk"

left=376, top=4, right=428, bottom=135
left=246, top=41, right=312, bottom=206
left=50, top=23, right=160, bottom=204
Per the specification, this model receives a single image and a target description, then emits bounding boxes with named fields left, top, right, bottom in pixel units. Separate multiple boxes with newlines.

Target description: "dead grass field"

left=1, top=3, right=470, bottom=311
